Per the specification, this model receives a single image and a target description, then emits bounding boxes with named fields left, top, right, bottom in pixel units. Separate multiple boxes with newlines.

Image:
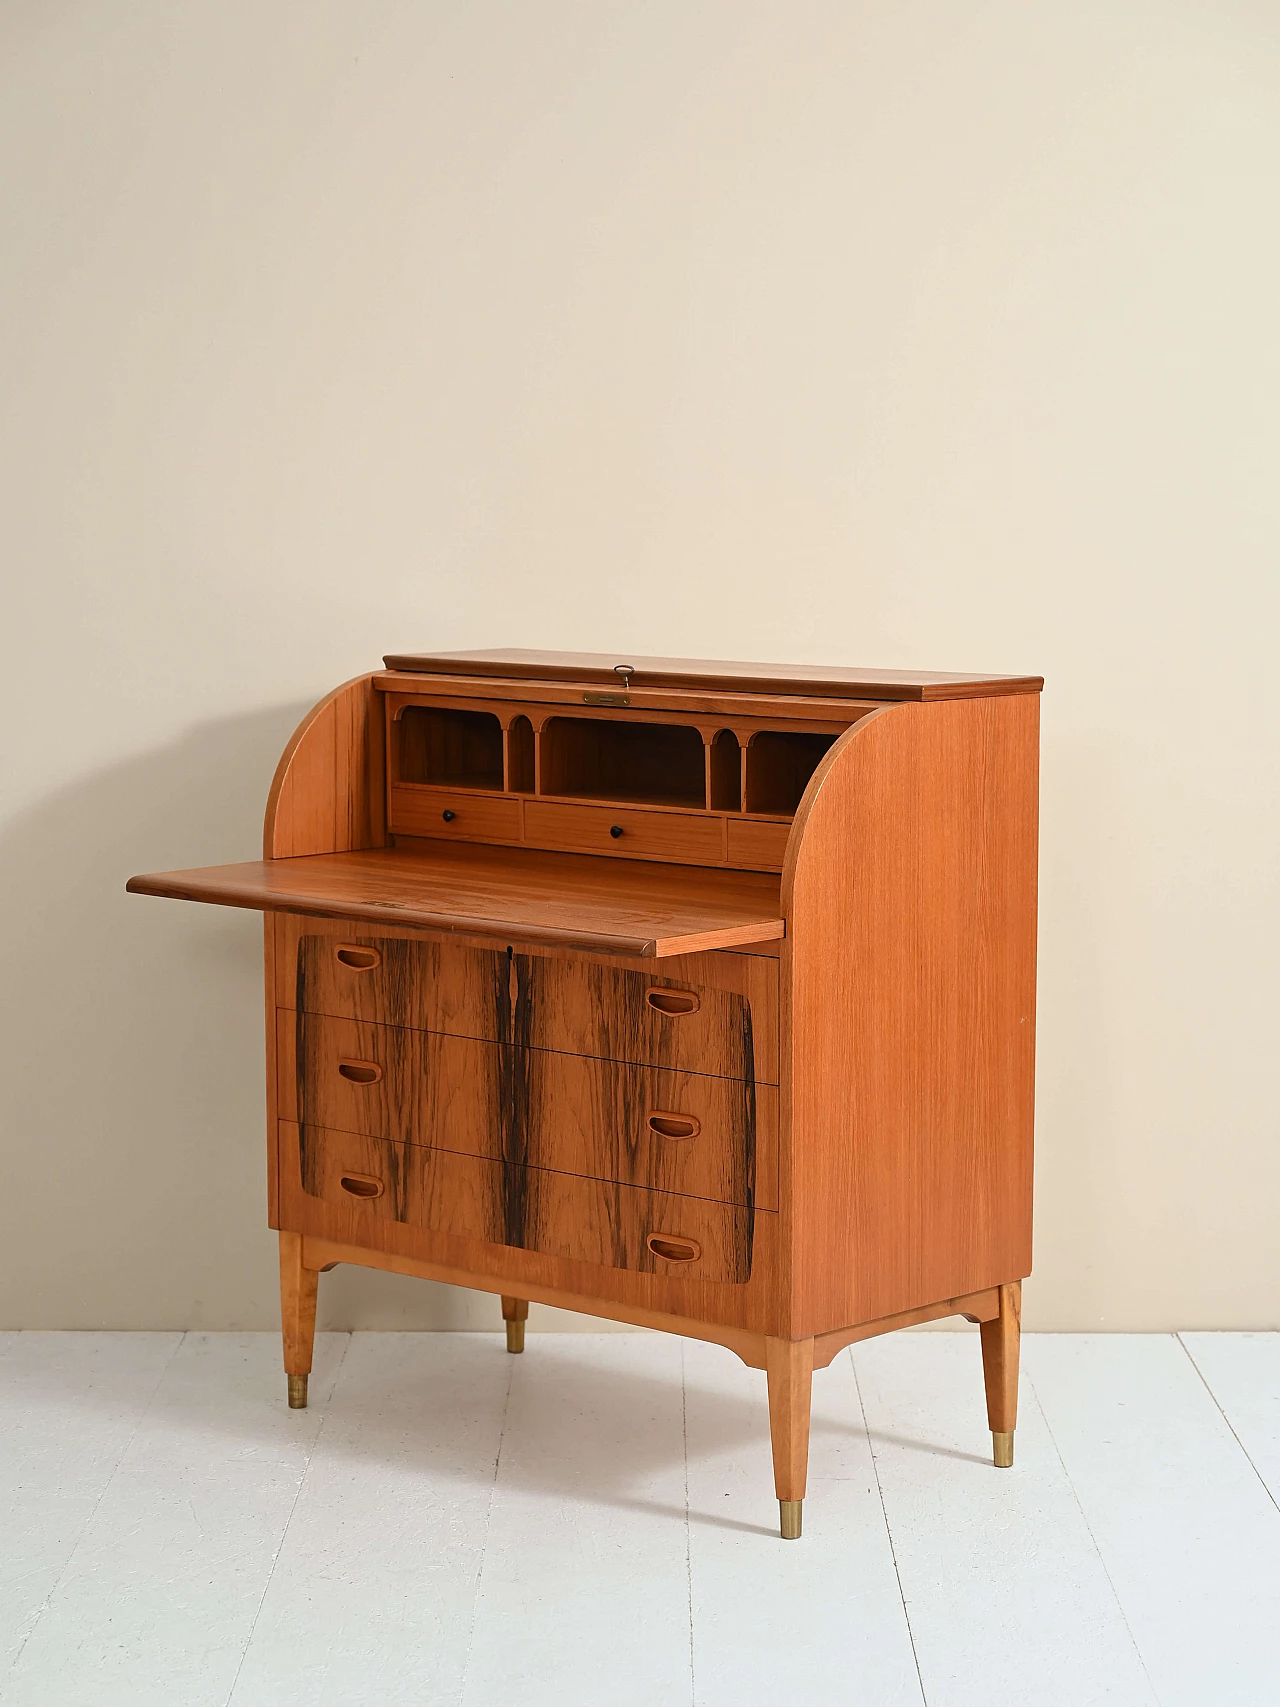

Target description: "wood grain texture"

left=126, top=842, right=784, bottom=958
left=278, top=1230, right=318, bottom=1376
left=725, top=818, right=791, bottom=872
left=287, top=926, right=776, bottom=1085
left=264, top=675, right=386, bottom=859
left=300, top=1233, right=774, bottom=1364
left=781, top=694, right=1039, bottom=1337
left=387, top=785, right=521, bottom=843
left=981, top=1280, right=1022, bottom=1433
left=765, top=1337, right=814, bottom=1502
left=260, top=677, right=386, bottom=1245
left=522, top=799, right=727, bottom=865
left=376, top=670, right=890, bottom=722
left=279, top=1123, right=781, bottom=1332
left=287, top=1121, right=756, bottom=1284
left=381, top=649, right=1044, bottom=701
left=810, top=1288, right=1001, bottom=1369
left=264, top=917, right=280, bottom=1229
left=279, top=1010, right=776, bottom=1209
left=274, top=914, right=779, bottom=1075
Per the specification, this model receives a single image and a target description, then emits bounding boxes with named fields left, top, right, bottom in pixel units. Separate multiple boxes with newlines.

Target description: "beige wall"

left=2, top=1, right=1277, bottom=1332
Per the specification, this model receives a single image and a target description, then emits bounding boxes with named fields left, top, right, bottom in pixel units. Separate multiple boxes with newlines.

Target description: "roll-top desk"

left=128, top=649, right=1041, bottom=1539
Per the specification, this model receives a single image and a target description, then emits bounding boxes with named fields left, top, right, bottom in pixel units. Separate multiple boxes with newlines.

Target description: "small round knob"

left=610, top=824, right=624, bottom=839
left=442, top=809, right=456, bottom=822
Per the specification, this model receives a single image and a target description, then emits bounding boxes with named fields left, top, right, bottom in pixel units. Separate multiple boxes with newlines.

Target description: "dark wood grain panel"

left=290, top=931, right=773, bottom=1085
left=290, top=1122, right=755, bottom=1284
left=275, top=915, right=779, bottom=1078
left=278, top=1010, right=776, bottom=1209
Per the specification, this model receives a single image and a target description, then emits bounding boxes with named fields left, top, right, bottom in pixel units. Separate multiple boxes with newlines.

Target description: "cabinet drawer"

left=288, top=1121, right=755, bottom=1283
left=523, top=800, right=725, bottom=865
left=279, top=1011, right=777, bottom=1209
left=289, top=929, right=775, bottom=1084
left=387, top=784, right=521, bottom=843
left=726, top=818, right=791, bottom=872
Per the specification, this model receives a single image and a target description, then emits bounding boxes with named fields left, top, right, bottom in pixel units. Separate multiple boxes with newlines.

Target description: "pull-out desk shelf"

left=127, top=649, right=1041, bottom=1539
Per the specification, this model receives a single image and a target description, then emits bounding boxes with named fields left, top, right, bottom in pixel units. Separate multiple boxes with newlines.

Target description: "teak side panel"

left=264, top=674, right=387, bottom=859
left=782, top=695, right=1038, bottom=1337
left=278, top=1121, right=780, bottom=1331
left=278, top=1010, right=776, bottom=1210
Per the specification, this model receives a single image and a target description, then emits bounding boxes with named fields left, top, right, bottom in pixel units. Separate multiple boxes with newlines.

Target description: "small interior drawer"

left=522, top=799, right=725, bottom=865
left=387, top=785, right=521, bottom=844
left=278, top=1011, right=777, bottom=1209
left=286, top=1121, right=756, bottom=1283
left=725, top=818, right=792, bottom=872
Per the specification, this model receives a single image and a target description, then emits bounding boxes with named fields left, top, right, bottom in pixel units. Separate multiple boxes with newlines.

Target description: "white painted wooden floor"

left=1, top=1332, right=1277, bottom=1706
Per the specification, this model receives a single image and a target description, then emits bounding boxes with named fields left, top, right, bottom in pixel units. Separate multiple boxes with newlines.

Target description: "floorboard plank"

left=0, top=1332, right=182, bottom=1681
left=458, top=1334, right=693, bottom=1707
left=0, top=1332, right=345, bottom=1707
left=1180, top=1333, right=1280, bottom=1509
left=852, top=1333, right=1157, bottom=1707
left=1024, top=1334, right=1280, bottom=1707
left=229, top=1331, right=514, bottom=1706
left=682, top=1338, right=924, bottom=1706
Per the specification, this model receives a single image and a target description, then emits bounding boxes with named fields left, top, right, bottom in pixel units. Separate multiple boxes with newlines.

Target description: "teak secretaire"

left=128, top=648, right=1041, bottom=1539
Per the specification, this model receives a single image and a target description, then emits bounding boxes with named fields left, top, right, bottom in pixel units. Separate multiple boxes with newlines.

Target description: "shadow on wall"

left=0, top=701, right=506, bottom=1331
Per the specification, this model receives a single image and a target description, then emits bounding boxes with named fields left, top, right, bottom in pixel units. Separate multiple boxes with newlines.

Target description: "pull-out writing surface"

left=126, top=840, right=785, bottom=957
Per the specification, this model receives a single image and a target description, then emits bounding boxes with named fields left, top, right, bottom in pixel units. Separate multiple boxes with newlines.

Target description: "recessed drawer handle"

left=339, top=1173, right=384, bottom=1199
left=335, top=945, right=381, bottom=971
left=648, top=1113, right=700, bottom=1140
left=337, top=1059, right=382, bottom=1085
left=645, top=989, right=700, bottom=1017
left=646, top=1233, right=701, bottom=1264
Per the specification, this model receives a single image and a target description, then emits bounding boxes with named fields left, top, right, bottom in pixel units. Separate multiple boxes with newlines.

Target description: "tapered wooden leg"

left=980, top=1280, right=1021, bottom=1467
left=279, top=1231, right=319, bottom=1408
left=765, top=1337, right=814, bottom=1539
left=501, top=1295, right=528, bottom=1353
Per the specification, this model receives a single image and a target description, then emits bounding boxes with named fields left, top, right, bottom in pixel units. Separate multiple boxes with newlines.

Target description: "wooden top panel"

left=380, top=648, right=1042, bottom=701
left=126, top=842, right=784, bottom=958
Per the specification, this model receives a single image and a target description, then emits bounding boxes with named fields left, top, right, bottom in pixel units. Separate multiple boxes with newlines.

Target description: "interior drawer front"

left=522, top=799, right=725, bottom=865
left=387, top=784, right=521, bottom=844
left=280, top=1012, right=776, bottom=1210
left=725, top=818, right=791, bottom=872
left=291, top=1123, right=754, bottom=1283
left=293, top=932, right=771, bottom=1083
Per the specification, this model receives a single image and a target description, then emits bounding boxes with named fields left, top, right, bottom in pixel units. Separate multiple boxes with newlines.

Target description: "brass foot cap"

left=992, top=1430, right=1014, bottom=1468
left=779, top=1499, right=803, bottom=1540
left=287, top=1373, right=309, bottom=1409
left=505, top=1320, right=526, bottom=1354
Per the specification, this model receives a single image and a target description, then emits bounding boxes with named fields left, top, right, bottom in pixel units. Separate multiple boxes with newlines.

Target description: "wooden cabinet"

left=128, top=648, right=1041, bottom=1539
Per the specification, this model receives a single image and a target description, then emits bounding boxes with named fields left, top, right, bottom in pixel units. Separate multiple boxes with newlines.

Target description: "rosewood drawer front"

left=292, top=932, right=775, bottom=1084
left=279, top=1011, right=776, bottom=1209
left=291, top=1122, right=755, bottom=1284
